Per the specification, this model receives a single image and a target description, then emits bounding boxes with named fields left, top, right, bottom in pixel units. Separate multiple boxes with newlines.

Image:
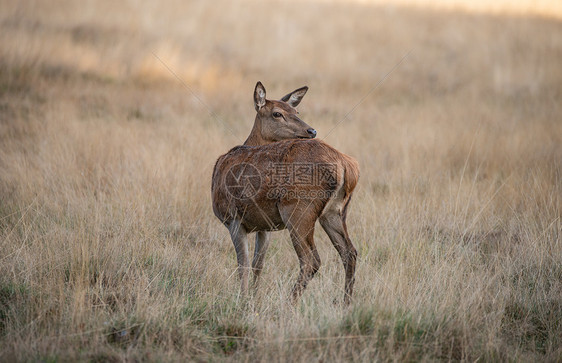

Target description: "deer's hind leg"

left=279, top=203, right=322, bottom=302
left=319, top=199, right=357, bottom=305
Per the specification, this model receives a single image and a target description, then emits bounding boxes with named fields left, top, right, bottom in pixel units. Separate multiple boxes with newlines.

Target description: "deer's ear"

left=281, top=86, right=308, bottom=108
left=254, top=81, right=266, bottom=111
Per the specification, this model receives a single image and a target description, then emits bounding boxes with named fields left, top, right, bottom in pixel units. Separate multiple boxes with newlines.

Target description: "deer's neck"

left=243, top=118, right=268, bottom=146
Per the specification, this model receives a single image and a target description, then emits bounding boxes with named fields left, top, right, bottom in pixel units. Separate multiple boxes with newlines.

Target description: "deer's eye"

left=272, top=112, right=282, bottom=118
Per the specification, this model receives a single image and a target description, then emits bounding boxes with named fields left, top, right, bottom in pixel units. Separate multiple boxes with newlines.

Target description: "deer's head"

left=245, top=82, right=316, bottom=146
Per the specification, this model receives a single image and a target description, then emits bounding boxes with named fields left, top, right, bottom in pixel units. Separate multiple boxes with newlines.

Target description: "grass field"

left=1, top=0, right=561, bottom=361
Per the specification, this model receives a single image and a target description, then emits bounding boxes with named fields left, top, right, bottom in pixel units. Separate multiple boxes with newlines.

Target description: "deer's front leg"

left=228, top=219, right=250, bottom=296
left=252, top=231, right=271, bottom=290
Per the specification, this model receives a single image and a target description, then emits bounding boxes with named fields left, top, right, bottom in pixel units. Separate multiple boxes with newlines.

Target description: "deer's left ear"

left=254, top=81, right=266, bottom=111
left=281, top=86, right=308, bottom=108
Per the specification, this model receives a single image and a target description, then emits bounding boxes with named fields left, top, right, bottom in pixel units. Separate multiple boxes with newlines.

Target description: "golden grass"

left=1, top=0, right=561, bottom=361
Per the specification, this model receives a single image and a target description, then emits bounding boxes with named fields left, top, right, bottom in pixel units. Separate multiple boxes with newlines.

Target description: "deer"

left=211, top=82, right=359, bottom=304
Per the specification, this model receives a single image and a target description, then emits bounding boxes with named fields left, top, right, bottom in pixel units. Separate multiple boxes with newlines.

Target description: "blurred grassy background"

left=1, top=0, right=561, bottom=361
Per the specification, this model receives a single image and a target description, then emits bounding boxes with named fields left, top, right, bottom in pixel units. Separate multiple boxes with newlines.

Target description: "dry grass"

left=1, top=0, right=561, bottom=361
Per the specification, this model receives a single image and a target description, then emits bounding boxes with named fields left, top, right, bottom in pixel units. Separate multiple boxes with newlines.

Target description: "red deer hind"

left=212, top=82, right=359, bottom=304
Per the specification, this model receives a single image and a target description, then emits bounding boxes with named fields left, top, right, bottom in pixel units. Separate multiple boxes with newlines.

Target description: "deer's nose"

left=307, top=128, right=317, bottom=138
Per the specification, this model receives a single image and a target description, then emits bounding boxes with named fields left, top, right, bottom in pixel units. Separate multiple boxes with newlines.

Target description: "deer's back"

left=212, top=139, right=358, bottom=232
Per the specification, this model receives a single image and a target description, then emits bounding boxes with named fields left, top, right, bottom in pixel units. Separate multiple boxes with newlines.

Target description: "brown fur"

left=211, top=82, right=359, bottom=304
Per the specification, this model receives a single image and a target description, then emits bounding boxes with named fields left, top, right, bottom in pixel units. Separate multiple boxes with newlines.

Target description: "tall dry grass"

left=1, top=0, right=561, bottom=361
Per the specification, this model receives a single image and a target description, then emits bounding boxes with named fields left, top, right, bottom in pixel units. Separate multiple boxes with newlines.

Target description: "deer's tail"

left=342, top=154, right=360, bottom=200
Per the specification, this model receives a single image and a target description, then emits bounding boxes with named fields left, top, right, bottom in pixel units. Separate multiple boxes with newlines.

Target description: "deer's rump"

left=212, top=139, right=359, bottom=232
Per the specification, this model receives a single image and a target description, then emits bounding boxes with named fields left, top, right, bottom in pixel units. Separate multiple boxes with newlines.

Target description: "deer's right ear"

left=281, top=86, right=308, bottom=108
left=254, top=81, right=266, bottom=111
